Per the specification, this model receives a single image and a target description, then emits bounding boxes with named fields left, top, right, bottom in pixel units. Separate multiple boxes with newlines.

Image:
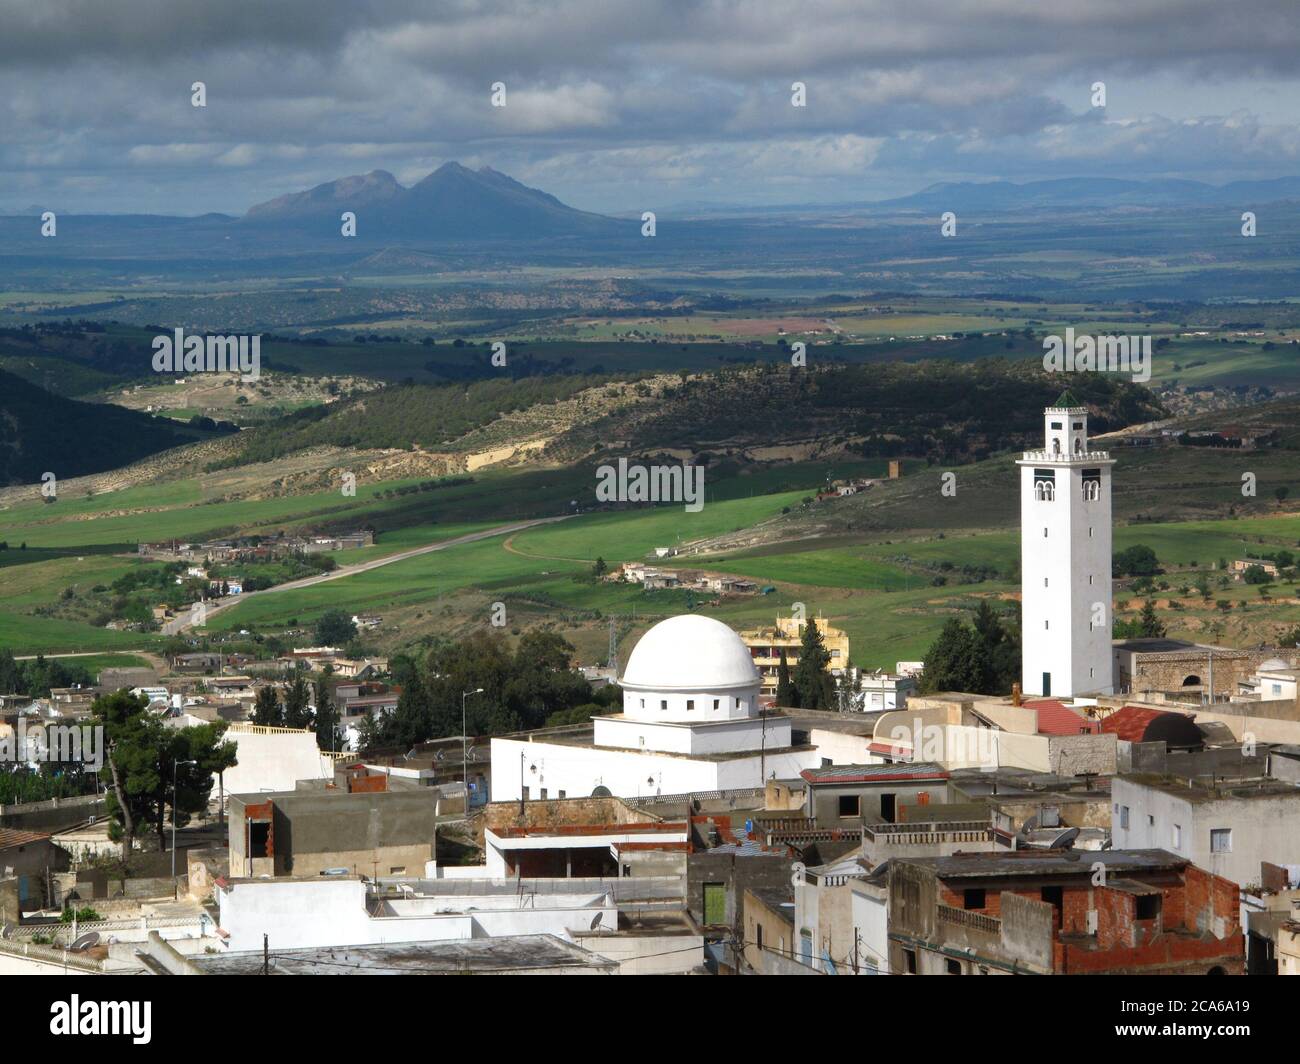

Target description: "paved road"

left=163, top=515, right=570, bottom=635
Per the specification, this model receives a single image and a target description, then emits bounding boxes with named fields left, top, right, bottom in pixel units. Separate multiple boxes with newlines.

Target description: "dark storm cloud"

left=3, top=0, right=1299, bottom=212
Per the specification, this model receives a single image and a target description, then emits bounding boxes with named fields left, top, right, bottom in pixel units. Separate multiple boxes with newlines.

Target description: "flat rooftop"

left=784, top=710, right=877, bottom=736
left=192, top=934, right=616, bottom=975
left=801, top=763, right=947, bottom=784
left=491, top=821, right=687, bottom=839
left=745, top=885, right=797, bottom=920
left=1118, top=773, right=1300, bottom=803
left=911, top=848, right=1186, bottom=880
left=1112, top=638, right=1241, bottom=655
left=496, top=724, right=814, bottom=762
left=949, top=768, right=1111, bottom=801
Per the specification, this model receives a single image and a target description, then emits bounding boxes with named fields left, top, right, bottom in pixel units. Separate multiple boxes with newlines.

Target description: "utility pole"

left=462, top=688, right=483, bottom=804
left=519, top=750, right=525, bottom=817
left=171, top=758, right=196, bottom=879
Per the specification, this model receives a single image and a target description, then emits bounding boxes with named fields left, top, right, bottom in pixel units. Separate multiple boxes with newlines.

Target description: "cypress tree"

left=315, top=664, right=340, bottom=751
left=776, top=646, right=796, bottom=707
left=792, top=617, right=835, bottom=710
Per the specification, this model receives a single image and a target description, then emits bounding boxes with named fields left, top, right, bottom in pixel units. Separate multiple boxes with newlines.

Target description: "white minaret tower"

left=1017, top=392, right=1115, bottom=698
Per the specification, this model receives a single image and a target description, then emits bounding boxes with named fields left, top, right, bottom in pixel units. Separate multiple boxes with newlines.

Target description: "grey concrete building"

left=1111, top=773, right=1300, bottom=894
left=228, top=788, right=439, bottom=879
left=801, top=763, right=949, bottom=826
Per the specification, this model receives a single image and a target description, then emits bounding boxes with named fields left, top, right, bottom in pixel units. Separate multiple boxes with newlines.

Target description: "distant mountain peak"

left=243, top=161, right=619, bottom=240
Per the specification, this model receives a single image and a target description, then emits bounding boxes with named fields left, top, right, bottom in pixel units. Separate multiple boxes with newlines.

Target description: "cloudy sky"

left=4, top=0, right=1300, bottom=215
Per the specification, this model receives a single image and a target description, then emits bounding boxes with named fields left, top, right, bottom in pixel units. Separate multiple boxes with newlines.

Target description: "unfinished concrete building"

left=228, top=788, right=439, bottom=879
left=887, top=849, right=1243, bottom=975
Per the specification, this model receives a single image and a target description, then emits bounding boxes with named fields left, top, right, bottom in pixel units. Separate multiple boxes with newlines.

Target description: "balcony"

left=862, top=820, right=993, bottom=846
left=938, top=903, right=1001, bottom=935
left=1019, top=450, right=1111, bottom=463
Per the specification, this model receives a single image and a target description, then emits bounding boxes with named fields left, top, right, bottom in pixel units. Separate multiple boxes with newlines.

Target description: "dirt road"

left=163, top=516, right=570, bottom=635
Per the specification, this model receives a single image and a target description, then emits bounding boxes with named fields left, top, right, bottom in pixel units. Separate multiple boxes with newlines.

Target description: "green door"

left=703, top=882, right=726, bottom=925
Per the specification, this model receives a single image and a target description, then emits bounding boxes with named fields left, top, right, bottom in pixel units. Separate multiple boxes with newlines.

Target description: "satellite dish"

left=1050, top=827, right=1080, bottom=850
left=70, top=932, right=100, bottom=952
left=0, top=923, right=13, bottom=940
left=589, top=911, right=604, bottom=932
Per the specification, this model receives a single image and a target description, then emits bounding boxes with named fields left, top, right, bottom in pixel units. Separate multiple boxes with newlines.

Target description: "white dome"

left=620, top=614, right=759, bottom=691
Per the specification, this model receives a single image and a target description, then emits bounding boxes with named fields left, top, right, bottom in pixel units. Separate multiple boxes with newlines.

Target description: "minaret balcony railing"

left=1019, top=449, right=1111, bottom=462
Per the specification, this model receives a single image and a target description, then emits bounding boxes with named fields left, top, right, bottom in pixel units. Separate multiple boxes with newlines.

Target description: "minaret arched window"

left=1033, top=470, right=1056, bottom=501
left=1082, top=468, right=1102, bottom=502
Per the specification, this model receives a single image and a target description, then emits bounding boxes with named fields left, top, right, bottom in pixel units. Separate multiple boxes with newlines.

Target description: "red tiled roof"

left=1100, top=705, right=1166, bottom=743
left=0, top=828, right=50, bottom=850
left=1023, top=698, right=1100, bottom=736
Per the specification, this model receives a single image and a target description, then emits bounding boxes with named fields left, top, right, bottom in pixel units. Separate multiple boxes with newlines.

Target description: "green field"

left=207, top=492, right=803, bottom=631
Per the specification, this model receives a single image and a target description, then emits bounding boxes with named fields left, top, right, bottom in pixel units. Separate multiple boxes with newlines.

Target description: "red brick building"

left=888, top=849, right=1243, bottom=975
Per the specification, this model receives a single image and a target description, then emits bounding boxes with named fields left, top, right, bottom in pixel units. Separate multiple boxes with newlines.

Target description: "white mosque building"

left=1017, top=392, right=1116, bottom=698
left=490, top=614, right=821, bottom=801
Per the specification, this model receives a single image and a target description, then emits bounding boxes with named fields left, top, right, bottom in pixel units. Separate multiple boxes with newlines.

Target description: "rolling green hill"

left=0, top=368, right=232, bottom=486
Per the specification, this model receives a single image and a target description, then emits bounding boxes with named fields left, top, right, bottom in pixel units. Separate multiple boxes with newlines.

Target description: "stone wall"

left=1124, top=648, right=1288, bottom=697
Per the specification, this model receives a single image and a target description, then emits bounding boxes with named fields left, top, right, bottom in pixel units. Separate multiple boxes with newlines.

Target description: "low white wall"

left=575, top=932, right=703, bottom=974
left=217, top=877, right=618, bottom=951
left=594, top=716, right=790, bottom=756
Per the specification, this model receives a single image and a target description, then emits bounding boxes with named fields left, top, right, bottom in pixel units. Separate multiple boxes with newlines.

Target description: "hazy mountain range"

left=9, top=167, right=1300, bottom=232
left=875, top=176, right=1300, bottom=212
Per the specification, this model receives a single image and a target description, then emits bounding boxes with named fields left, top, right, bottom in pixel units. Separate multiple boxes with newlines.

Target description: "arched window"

left=1035, top=481, right=1055, bottom=501
left=1074, top=438, right=1083, bottom=454
left=1182, top=675, right=1201, bottom=687
left=1052, top=439, right=1061, bottom=454
left=1083, top=480, right=1100, bottom=501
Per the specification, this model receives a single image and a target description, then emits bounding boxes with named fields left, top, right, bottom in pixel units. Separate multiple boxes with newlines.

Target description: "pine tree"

left=775, top=646, right=796, bottom=707
left=1137, top=599, right=1167, bottom=638
left=389, top=670, right=433, bottom=748
left=282, top=672, right=312, bottom=729
left=919, top=618, right=983, bottom=694
left=251, top=685, right=282, bottom=726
